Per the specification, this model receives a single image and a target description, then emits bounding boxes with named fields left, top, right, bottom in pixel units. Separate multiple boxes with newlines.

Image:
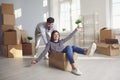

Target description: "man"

left=34, top=17, right=57, bottom=59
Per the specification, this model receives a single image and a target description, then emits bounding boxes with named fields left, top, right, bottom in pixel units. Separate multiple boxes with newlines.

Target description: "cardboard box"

left=0, top=45, right=8, bottom=57
left=2, top=25, right=15, bottom=32
left=100, top=28, right=115, bottom=42
left=20, top=30, right=29, bottom=43
left=1, top=3, right=14, bottom=14
left=3, top=27, right=21, bottom=45
left=49, top=51, right=78, bottom=71
left=22, top=43, right=35, bottom=55
left=0, top=44, right=23, bottom=58
left=97, top=43, right=120, bottom=56
left=2, top=14, right=15, bottom=25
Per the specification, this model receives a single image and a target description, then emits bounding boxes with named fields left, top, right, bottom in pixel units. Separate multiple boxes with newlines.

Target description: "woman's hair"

left=50, top=30, right=60, bottom=42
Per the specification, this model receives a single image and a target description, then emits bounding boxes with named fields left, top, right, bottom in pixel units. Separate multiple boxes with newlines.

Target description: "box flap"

left=20, top=30, right=29, bottom=43
left=100, top=27, right=107, bottom=30
left=97, top=43, right=109, bottom=48
left=111, top=44, right=120, bottom=49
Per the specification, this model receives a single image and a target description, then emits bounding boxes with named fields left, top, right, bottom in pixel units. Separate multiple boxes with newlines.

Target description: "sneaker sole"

left=71, top=71, right=82, bottom=76
left=88, top=43, right=97, bottom=56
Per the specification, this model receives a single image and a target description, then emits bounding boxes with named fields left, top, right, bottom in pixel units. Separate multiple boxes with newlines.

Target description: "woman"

left=31, top=26, right=97, bottom=75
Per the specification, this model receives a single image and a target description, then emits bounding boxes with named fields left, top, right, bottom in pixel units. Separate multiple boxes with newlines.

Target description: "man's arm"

left=40, top=26, right=48, bottom=44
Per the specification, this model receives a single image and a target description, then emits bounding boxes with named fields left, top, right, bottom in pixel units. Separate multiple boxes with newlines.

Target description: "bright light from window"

left=60, top=2, right=70, bottom=32
left=112, top=0, right=120, bottom=29
left=17, top=25, right=22, bottom=30
left=43, top=0, right=48, bottom=7
left=43, top=12, right=48, bottom=21
left=59, top=0, right=81, bottom=32
left=71, top=0, right=80, bottom=30
left=15, top=8, right=22, bottom=19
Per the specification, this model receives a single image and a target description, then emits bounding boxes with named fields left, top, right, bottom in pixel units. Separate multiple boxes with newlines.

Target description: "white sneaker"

left=34, top=55, right=37, bottom=58
left=87, top=42, right=97, bottom=56
left=71, top=68, right=83, bottom=76
left=44, top=55, right=49, bottom=60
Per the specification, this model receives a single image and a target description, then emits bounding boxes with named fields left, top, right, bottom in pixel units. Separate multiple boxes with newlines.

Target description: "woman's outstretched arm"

left=61, top=26, right=80, bottom=43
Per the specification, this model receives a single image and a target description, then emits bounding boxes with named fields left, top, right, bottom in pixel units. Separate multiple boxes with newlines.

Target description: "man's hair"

left=47, top=17, right=54, bottom=23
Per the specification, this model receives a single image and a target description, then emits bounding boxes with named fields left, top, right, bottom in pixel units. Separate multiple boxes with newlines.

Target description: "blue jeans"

left=62, top=45, right=85, bottom=64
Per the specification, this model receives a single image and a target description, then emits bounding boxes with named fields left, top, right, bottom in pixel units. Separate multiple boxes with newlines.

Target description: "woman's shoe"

left=71, top=68, right=83, bottom=76
left=87, top=42, right=97, bottom=56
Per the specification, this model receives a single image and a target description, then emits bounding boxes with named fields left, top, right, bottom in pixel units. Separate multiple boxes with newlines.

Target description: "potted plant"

left=75, top=18, right=82, bottom=27
left=62, top=28, right=66, bottom=32
left=27, top=36, right=33, bottom=43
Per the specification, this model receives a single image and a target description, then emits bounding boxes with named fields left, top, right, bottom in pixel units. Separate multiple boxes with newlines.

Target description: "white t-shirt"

left=35, top=22, right=57, bottom=44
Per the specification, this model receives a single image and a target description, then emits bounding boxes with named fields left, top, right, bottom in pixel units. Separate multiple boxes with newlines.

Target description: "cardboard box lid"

left=2, top=25, right=15, bottom=32
left=4, top=27, right=19, bottom=32
left=97, top=43, right=109, bottom=48
left=111, top=44, right=120, bottom=49
left=97, top=43, right=120, bottom=49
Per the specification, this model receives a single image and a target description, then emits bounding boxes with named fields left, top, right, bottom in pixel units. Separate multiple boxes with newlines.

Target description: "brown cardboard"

left=0, top=45, right=7, bottom=57
left=100, top=28, right=115, bottom=42
left=97, top=43, right=120, bottom=56
left=2, top=25, right=15, bottom=32
left=49, top=51, right=78, bottom=71
left=1, top=3, right=14, bottom=14
left=20, top=30, right=29, bottom=43
left=3, top=27, right=21, bottom=45
left=0, top=44, right=23, bottom=58
left=22, top=43, right=35, bottom=55
left=2, top=14, right=15, bottom=25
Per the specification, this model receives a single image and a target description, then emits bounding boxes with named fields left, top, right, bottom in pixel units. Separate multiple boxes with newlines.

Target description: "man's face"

left=47, top=22, right=54, bottom=30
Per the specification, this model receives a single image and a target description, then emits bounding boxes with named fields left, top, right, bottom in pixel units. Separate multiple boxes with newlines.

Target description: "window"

left=112, top=0, right=120, bottom=29
left=43, top=0, right=48, bottom=7
left=59, top=0, right=81, bottom=32
left=71, top=0, right=81, bottom=30
left=60, top=1, right=70, bottom=32
left=43, top=12, right=49, bottom=21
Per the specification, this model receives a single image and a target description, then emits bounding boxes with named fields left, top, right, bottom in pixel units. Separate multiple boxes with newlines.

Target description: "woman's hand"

left=31, top=60, right=37, bottom=64
left=75, top=25, right=80, bottom=31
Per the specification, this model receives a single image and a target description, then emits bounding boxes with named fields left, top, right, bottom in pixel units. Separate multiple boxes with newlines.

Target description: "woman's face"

left=53, top=32, right=60, bottom=41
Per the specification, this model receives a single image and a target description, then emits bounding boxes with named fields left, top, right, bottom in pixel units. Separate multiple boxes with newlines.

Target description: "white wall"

left=0, top=0, right=50, bottom=44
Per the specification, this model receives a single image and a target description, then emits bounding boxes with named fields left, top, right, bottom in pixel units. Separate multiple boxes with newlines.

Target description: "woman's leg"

left=72, top=46, right=86, bottom=55
left=63, top=46, right=83, bottom=75
left=63, top=46, right=74, bottom=64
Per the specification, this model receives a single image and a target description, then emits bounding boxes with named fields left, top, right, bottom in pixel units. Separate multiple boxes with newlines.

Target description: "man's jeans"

left=62, top=46, right=84, bottom=64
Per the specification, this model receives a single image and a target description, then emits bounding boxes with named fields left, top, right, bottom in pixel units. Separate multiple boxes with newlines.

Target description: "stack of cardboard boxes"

left=0, top=3, right=35, bottom=58
left=21, top=30, right=35, bottom=56
left=97, top=28, right=120, bottom=56
left=1, top=3, right=22, bottom=58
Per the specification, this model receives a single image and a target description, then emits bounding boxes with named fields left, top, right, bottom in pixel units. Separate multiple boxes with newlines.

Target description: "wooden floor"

left=0, top=53, right=120, bottom=80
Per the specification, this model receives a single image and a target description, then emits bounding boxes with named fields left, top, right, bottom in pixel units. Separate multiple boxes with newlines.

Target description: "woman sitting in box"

left=31, top=26, right=97, bottom=76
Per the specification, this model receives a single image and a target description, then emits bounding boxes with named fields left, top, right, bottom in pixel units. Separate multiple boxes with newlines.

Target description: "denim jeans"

left=62, top=45, right=85, bottom=64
